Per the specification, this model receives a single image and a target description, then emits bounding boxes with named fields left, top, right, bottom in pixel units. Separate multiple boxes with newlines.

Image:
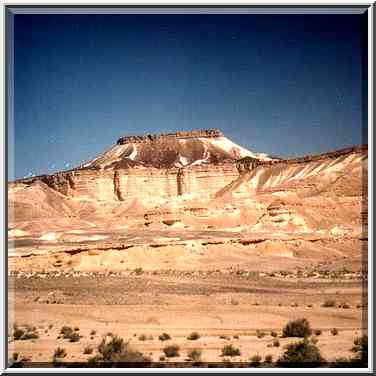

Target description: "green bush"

left=187, top=331, right=200, bottom=340
left=276, top=339, right=326, bottom=367
left=87, top=356, right=98, bottom=365
left=163, top=345, right=180, bottom=358
left=282, top=318, right=312, bottom=338
left=187, top=348, right=202, bottom=362
left=221, top=344, right=240, bottom=357
left=98, top=334, right=151, bottom=363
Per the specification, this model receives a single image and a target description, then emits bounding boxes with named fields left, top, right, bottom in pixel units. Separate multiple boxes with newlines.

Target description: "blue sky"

left=11, top=12, right=367, bottom=179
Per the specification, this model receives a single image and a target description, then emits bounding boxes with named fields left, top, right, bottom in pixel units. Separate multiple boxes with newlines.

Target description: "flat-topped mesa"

left=117, top=129, right=224, bottom=145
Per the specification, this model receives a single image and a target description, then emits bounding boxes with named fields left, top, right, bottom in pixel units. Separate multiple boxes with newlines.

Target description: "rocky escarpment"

left=11, top=130, right=272, bottom=201
left=10, top=130, right=367, bottom=206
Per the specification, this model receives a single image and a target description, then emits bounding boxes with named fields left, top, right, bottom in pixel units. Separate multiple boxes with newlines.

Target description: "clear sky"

left=11, top=12, right=367, bottom=179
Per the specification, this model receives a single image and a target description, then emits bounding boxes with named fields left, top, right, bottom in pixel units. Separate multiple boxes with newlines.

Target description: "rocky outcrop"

left=117, top=129, right=224, bottom=144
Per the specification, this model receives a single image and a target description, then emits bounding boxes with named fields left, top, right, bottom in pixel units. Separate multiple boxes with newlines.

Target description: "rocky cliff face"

left=11, top=131, right=367, bottom=205
left=13, top=129, right=272, bottom=202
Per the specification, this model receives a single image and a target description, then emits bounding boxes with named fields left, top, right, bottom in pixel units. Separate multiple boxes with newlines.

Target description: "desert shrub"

left=265, top=354, right=273, bottom=364
left=98, top=334, right=151, bottom=363
left=273, top=339, right=280, bottom=347
left=138, top=334, right=147, bottom=341
left=159, top=355, right=166, bottom=361
left=221, top=344, right=240, bottom=357
left=12, top=352, right=19, bottom=362
left=219, top=335, right=230, bottom=340
left=233, top=335, right=239, bottom=339
left=13, top=328, right=25, bottom=340
left=90, top=330, right=96, bottom=336
left=13, top=325, right=39, bottom=341
left=250, top=354, right=262, bottom=367
left=59, top=326, right=80, bottom=342
left=163, top=345, right=180, bottom=358
left=48, top=324, right=53, bottom=329
left=53, top=347, right=66, bottom=359
left=352, top=335, right=368, bottom=364
left=339, top=303, right=350, bottom=309
left=68, top=332, right=80, bottom=342
left=331, top=328, right=339, bottom=336
left=256, top=330, right=266, bottom=339
left=276, top=339, right=326, bottom=367
left=83, top=346, right=93, bottom=355
left=74, top=327, right=80, bottom=332
left=311, top=337, right=319, bottom=344
left=314, top=329, right=322, bottom=336
left=87, top=356, right=98, bottom=365
left=21, top=332, right=39, bottom=340
left=282, top=318, right=312, bottom=338
left=134, top=267, right=143, bottom=275
left=187, top=348, right=202, bottom=362
left=187, top=331, right=200, bottom=340
left=322, top=299, right=336, bottom=308
left=158, top=333, right=171, bottom=341
left=270, top=331, right=278, bottom=338
left=60, top=326, right=74, bottom=337
left=331, top=357, right=353, bottom=367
